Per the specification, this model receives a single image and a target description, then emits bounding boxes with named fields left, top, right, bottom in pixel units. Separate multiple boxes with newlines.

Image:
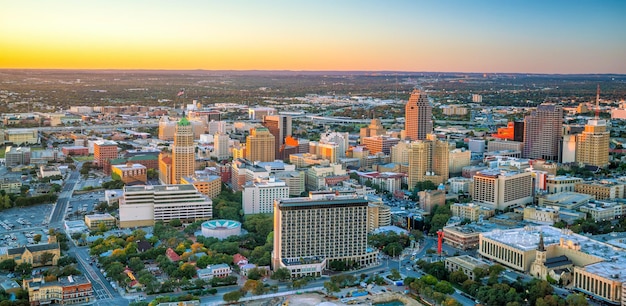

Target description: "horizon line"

left=1, top=68, right=625, bottom=76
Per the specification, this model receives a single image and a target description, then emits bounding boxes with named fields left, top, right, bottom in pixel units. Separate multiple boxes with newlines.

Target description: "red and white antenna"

left=595, top=84, right=600, bottom=119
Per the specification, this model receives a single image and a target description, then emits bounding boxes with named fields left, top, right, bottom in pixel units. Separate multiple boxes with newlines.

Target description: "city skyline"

left=2, top=0, right=625, bottom=74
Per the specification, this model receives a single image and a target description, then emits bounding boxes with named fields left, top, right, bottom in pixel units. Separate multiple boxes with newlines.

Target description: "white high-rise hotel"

left=272, top=192, right=378, bottom=278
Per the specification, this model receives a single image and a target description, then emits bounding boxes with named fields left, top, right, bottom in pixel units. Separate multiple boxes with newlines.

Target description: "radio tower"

left=595, top=84, right=600, bottom=119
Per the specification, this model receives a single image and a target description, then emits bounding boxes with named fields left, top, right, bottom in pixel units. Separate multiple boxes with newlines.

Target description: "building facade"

left=172, top=117, right=196, bottom=184
left=404, top=89, right=433, bottom=141
left=272, top=193, right=378, bottom=278
left=575, top=119, right=610, bottom=168
left=242, top=177, right=290, bottom=215
left=246, top=127, right=275, bottom=162
left=262, top=115, right=292, bottom=159
left=523, top=104, right=563, bottom=161
left=472, top=169, right=533, bottom=210
left=118, top=184, right=212, bottom=228
left=111, top=163, right=147, bottom=184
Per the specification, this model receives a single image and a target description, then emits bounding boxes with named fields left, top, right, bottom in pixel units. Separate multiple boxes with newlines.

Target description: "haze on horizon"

left=1, top=0, right=625, bottom=74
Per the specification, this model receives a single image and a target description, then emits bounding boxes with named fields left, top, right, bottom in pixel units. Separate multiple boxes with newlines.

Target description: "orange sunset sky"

left=1, top=0, right=625, bottom=73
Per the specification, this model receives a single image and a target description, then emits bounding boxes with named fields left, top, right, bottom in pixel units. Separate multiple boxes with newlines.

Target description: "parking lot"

left=0, top=204, right=52, bottom=247
left=74, top=176, right=112, bottom=191
left=65, top=191, right=105, bottom=220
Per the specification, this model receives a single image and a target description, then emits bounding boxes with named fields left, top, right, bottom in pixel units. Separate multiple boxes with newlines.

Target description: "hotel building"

left=118, top=184, right=212, bottom=228
left=272, top=192, right=378, bottom=278
left=471, top=169, right=533, bottom=210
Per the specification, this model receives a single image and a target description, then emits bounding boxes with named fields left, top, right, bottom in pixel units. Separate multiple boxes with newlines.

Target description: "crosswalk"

left=94, top=289, right=109, bottom=301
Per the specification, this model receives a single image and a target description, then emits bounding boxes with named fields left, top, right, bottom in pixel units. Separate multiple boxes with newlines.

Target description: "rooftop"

left=482, top=225, right=626, bottom=282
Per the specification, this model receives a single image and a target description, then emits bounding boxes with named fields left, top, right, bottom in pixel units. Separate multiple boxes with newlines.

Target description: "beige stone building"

left=444, top=255, right=492, bottom=280
left=575, top=181, right=625, bottom=200
left=0, top=240, right=60, bottom=267
left=360, top=118, right=386, bottom=139
left=450, top=202, right=495, bottom=222
left=418, top=189, right=445, bottom=213
left=545, top=176, right=583, bottom=194
left=479, top=225, right=626, bottom=304
left=522, top=206, right=560, bottom=225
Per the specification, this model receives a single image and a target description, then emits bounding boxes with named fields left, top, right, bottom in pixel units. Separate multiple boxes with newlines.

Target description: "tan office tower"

left=171, top=117, right=195, bottom=184
left=404, top=89, right=433, bottom=141
left=523, top=104, right=563, bottom=161
left=360, top=118, right=386, bottom=139
left=272, top=192, right=378, bottom=278
left=262, top=115, right=292, bottom=158
left=576, top=119, right=609, bottom=168
left=406, top=135, right=450, bottom=188
left=246, top=127, right=275, bottom=162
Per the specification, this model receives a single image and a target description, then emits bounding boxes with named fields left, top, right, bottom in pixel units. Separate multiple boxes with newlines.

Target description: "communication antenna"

left=595, top=84, right=600, bottom=120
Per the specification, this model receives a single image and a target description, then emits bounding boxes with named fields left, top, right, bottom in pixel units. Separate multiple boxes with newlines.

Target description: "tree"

left=169, top=219, right=182, bottom=227
left=33, top=234, right=42, bottom=244
left=566, top=293, right=588, bottom=306
left=0, top=259, right=16, bottom=271
left=383, top=242, right=403, bottom=257
left=223, top=290, right=242, bottom=303
left=97, top=222, right=108, bottom=232
left=389, top=268, right=401, bottom=281
left=247, top=267, right=264, bottom=280
left=128, top=257, right=144, bottom=272
left=271, top=267, right=291, bottom=281
left=15, top=262, right=32, bottom=276
left=324, top=281, right=340, bottom=295
left=242, top=279, right=260, bottom=294
left=449, top=270, right=468, bottom=284
left=40, top=252, right=56, bottom=265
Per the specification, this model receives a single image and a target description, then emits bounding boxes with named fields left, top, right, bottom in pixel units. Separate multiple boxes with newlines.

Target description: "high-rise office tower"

left=360, top=118, right=386, bottom=139
left=172, top=117, right=195, bottom=184
left=406, top=135, right=451, bottom=188
left=576, top=89, right=610, bottom=167
left=523, top=104, right=563, bottom=161
left=272, top=192, right=378, bottom=278
left=262, top=115, right=292, bottom=158
left=213, top=133, right=230, bottom=161
left=404, top=89, right=433, bottom=141
left=246, top=127, right=275, bottom=162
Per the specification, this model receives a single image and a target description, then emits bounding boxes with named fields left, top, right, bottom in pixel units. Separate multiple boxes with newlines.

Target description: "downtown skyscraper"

left=523, top=103, right=563, bottom=162
left=262, top=115, right=292, bottom=159
left=171, top=116, right=195, bottom=184
left=404, top=89, right=433, bottom=141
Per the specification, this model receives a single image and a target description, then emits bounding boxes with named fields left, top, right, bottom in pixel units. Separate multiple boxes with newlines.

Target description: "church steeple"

left=538, top=232, right=545, bottom=252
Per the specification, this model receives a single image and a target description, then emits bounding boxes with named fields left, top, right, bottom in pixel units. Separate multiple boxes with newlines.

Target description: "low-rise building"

left=197, top=264, right=232, bottom=280
left=522, top=206, right=560, bottom=225
left=39, top=165, right=61, bottom=178
left=23, top=275, right=94, bottom=306
left=537, top=192, right=592, bottom=210
left=5, top=146, right=30, bottom=166
left=0, top=178, right=21, bottom=194
left=450, top=202, right=495, bottom=222
left=61, top=146, right=89, bottom=156
left=578, top=201, right=625, bottom=222
left=84, top=213, right=117, bottom=230
left=111, top=163, right=147, bottom=184
left=445, top=255, right=492, bottom=280
left=0, top=241, right=60, bottom=267
left=181, top=174, right=222, bottom=199
left=575, top=181, right=625, bottom=200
